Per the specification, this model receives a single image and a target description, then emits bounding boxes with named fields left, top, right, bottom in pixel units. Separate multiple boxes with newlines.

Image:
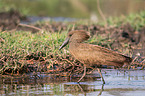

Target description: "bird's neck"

left=69, top=41, right=80, bottom=49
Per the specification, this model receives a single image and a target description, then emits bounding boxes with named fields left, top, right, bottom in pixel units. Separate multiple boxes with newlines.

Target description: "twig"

left=18, top=23, right=43, bottom=32
left=140, top=59, right=145, bottom=69
left=130, top=55, right=138, bottom=65
left=62, top=59, right=75, bottom=74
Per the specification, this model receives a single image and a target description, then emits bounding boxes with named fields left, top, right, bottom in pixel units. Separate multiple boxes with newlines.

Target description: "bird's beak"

left=59, top=38, right=70, bottom=50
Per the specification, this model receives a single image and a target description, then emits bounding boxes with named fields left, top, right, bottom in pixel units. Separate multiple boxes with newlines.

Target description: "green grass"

left=103, top=10, right=145, bottom=30
left=0, top=31, right=66, bottom=55
left=0, top=31, right=68, bottom=73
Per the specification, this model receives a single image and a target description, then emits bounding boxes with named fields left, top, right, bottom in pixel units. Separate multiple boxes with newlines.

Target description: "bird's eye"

left=69, top=34, right=72, bottom=37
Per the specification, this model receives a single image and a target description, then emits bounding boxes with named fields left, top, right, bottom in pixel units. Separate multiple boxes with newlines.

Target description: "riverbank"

left=0, top=10, right=145, bottom=77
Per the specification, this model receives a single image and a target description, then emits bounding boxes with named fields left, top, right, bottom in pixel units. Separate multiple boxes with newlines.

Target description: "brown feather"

left=62, top=30, right=132, bottom=67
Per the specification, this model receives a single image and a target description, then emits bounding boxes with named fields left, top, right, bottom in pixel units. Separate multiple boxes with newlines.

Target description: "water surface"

left=0, top=69, right=145, bottom=96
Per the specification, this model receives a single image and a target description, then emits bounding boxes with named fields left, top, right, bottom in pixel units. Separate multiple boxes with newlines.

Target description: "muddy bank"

left=0, top=10, right=26, bottom=30
left=0, top=10, right=145, bottom=76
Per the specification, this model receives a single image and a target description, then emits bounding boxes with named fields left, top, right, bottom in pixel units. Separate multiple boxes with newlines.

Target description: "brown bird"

left=59, top=30, right=132, bottom=84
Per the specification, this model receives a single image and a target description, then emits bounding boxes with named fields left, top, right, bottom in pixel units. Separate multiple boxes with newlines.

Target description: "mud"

left=0, top=10, right=26, bottom=30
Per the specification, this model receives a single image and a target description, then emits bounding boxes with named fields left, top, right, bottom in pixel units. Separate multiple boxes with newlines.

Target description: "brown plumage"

left=59, top=30, right=132, bottom=84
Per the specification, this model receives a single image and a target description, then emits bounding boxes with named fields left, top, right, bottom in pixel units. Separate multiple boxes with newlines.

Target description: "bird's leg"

left=77, top=65, right=86, bottom=83
left=97, top=68, right=105, bottom=84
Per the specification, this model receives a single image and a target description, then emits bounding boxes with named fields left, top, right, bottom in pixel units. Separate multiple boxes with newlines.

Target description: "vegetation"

left=1, top=0, right=145, bottom=19
left=106, top=11, right=145, bottom=30
left=0, top=31, right=67, bottom=74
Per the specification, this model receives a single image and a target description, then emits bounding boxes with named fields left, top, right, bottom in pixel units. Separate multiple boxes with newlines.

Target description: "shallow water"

left=0, top=69, right=145, bottom=96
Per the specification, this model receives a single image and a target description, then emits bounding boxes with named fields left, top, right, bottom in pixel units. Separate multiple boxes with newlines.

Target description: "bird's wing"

left=75, top=43, right=127, bottom=65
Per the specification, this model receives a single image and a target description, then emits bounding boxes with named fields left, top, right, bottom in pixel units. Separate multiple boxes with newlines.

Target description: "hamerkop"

left=59, top=30, right=132, bottom=84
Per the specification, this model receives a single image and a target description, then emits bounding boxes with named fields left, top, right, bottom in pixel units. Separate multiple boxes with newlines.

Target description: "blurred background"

left=0, top=0, right=145, bottom=21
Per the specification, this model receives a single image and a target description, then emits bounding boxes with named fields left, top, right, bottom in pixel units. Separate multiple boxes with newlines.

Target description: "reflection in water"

left=63, top=83, right=104, bottom=96
left=98, top=84, right=104, bottom=96
left=77, top=83, right=104, bottom=96
left=0, top=69, right=145, bottom=96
